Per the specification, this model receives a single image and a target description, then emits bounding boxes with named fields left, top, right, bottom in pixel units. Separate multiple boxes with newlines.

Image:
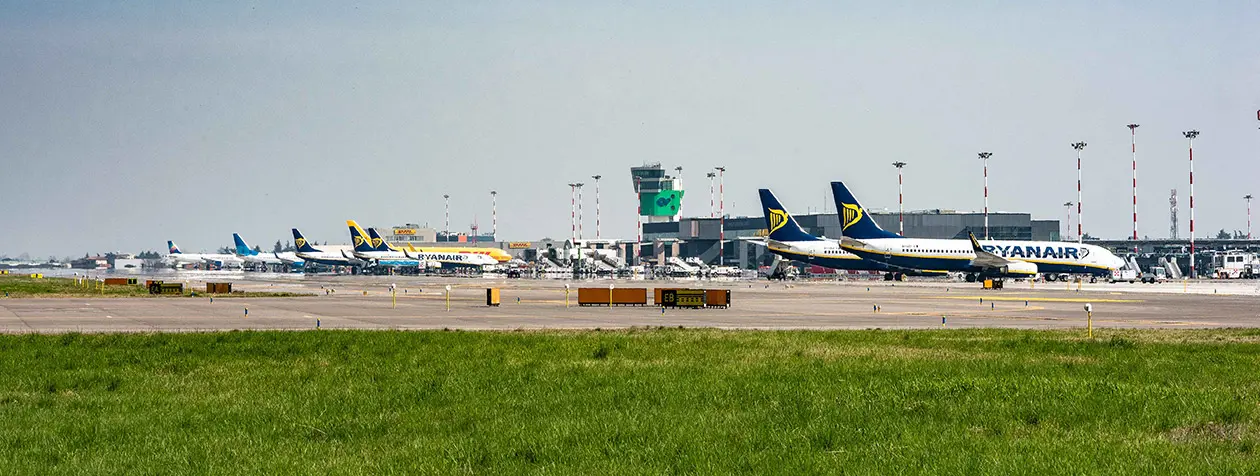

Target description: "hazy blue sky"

left=2, top=1, right=1257, bottom=257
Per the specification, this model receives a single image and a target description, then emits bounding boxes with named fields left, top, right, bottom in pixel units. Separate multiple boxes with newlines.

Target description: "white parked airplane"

left=829, top=181, right=1126, bottom=282
left=165, top=241, right=243, bottom=269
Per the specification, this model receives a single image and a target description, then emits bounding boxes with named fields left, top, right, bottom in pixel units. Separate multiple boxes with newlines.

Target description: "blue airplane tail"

left=347, top=221, right=376, bottom=253
left=830, top=181, right=903, bottom=239
left=168, top=241, right=182, bottom=254
left=758, top=189, right=820, bottom=242
left=232, top=233, right=259, bottom=256
left=366, top=228, right=395, bottom=252
left=292, top=229, right=321, bottom=253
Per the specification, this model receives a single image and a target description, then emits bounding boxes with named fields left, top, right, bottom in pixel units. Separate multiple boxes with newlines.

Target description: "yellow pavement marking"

left=930, top=296, right=1143, bottom=303
left=892, top=306, right=1047, bottom=316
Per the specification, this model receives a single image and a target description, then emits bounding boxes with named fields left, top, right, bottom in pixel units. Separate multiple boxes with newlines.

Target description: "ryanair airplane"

left=757, top=189, right=942, bottom=278
left=830, top=181, right=1125, bottom=281
left=292, top=228, right=361, bottom=267
left=365, top=227, right=497, bottom=267
left=345, top=220, right=420, bottom=267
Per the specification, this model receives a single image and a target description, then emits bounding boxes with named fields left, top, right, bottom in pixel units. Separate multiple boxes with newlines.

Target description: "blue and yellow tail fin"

left=758, top=189, right=820, bottom=242
left=292, top=229, right=320, bottom=253
left=366, top=228, right=398, bottom=252
left=232, top=233, right=258, bottom=256
left=347, top=220, right=376, bottom=253
left=830, top=181, right=903, bottom=239
left=168, top=241, right=182, bottom=254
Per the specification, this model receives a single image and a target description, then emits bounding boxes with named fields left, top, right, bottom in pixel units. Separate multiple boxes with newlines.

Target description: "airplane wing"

left=966, top=232, right=1015, bottom=268
left=966, top=233, right=1039, bottom=276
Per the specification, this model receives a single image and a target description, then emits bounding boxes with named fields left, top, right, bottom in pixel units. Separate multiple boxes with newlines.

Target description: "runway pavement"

left=2, top=275, right=1257, bottom=333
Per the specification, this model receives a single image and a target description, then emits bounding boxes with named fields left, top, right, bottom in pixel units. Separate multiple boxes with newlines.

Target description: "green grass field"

left=0, top=276, right=307, bottom=298
left=1, top=329, right=1258, bottom=474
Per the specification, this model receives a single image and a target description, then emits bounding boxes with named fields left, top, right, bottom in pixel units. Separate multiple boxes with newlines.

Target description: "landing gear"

left=965, top=273, right=977, bottom=283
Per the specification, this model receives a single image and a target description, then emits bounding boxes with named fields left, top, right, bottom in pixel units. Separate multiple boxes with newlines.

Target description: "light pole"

left=576, top=182, right=585, bottom=241
left=1063, top=202, right=1074, bottom=241
left=892, top=161, right=907, bottom=235
left=591, top=175, right=602, bottom=239
left=443, top=194, right=450, bottom=241
left=1183, top=130, right=1199, bottom=278
left=1071, top=142, right=1087, bottom=244
left=634, top=176, right=642, bottom=259
left=706, top=172, right=716, bottom=218
left=568, top=183, right=576, bottom=244
left=1246, top=194, right=1253, bottom=240
left=1128, top=124, right=1140, bottom=252
left=715, top=166, right=726, bottom=266
left=977, top=152, right=992, bottom=239
left=490, top=190, right=497, bottom=241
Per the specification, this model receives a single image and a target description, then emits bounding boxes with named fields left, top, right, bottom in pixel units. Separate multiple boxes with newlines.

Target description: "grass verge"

left=1, top=329, right=1258, bottom=473
left=0, top=276, right=308, bottom=298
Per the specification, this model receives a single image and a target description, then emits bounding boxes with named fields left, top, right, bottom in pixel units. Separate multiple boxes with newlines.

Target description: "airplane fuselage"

left=842, top=238, right=1124, bottom=276
left=766, top=239, right=890, bottom=272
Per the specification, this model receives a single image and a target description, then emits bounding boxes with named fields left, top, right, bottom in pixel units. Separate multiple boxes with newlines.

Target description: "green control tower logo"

left=640, top=190, right=685, bottom=216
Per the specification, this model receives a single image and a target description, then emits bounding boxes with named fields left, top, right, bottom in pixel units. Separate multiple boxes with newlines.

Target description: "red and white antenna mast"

left=1183, top=130, right=1199, bottom=278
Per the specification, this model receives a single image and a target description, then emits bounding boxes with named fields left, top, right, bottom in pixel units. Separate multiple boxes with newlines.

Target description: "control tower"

left=630, top=163, right=685, bottom=223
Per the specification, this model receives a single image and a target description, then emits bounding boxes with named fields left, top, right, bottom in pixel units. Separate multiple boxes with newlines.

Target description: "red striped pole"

left=576, top=183, right=584, bottom=241
left=893, top=162, right=907, bottom=235
left=490, top=190, right=497, bottom=241
left=568, top=184, right=576, bottom=244
left=635, top=177, right=642, bottom=255
left=592, top=175, right=602, bottom=240
left=1128, top=124, right=1139, bottom=251
left=1184, top=130, right=1199, bottom=277
left=1072, top=142, right=1087, bottom=244
left=978, top=152, right=991, bottom=239
left=1247, top=195, right=1253, bottom=240
left=716, top=166, right=726, bottom=266
left=707, top=172, right=715, bottom=218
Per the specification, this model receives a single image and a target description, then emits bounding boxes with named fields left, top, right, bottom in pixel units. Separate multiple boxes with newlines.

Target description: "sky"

left=1, top=1, right=1258, bottom=257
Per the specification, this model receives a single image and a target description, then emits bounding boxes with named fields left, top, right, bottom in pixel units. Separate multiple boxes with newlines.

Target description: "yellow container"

left=486, top=288, right=501, bottom=307
left=983, top=279, right=994, bottom=289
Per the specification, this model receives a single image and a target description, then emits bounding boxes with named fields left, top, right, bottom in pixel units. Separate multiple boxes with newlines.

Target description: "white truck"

left=1141, top=266, right=1167, bottom=283
left=1109, top=268, right=1138, bottom=283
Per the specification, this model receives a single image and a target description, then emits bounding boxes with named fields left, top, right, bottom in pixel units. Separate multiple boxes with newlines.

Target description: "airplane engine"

left=1000, top=261, right=1038, bottom=276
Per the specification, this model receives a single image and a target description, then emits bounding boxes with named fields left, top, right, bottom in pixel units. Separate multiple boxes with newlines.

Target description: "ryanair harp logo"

left=841, top=203, right=863, bottom=230
left=768, top=209, right=789, bottom=234
left=353, top=235, right=366, bottom=247
left=295, top=238, right=307, bottom=248
left=370, top=237, right=383, bottom=248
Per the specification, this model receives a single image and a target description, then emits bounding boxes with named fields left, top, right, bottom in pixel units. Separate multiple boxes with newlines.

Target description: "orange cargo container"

left=578, top=287, right=648, bottom=306
left=206, top=282, right=233, bottom=294
left=103, top=278, right=131, bottom=286
left=704, top=289, right=731, bottom=308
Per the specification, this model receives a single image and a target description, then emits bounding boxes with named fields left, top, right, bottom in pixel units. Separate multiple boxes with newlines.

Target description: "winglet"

left=968, top=232, right=983, bottom=252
